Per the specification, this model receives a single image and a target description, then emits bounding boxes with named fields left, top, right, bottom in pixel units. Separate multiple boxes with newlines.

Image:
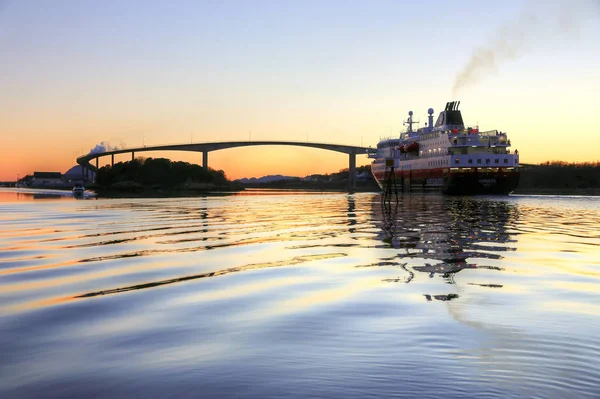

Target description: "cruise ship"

left=370, top=101, right=520, bottom=195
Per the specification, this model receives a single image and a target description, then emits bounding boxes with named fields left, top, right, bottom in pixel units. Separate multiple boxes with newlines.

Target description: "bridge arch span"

left=76, top=140, right=376, bottom=189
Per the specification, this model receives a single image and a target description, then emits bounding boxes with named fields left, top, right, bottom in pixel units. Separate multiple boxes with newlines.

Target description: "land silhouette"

left=514, top=161, right=600, bottom=195
left=10, top=159, right=600, bottom=196
left=93, top=158, right=238, bottom=195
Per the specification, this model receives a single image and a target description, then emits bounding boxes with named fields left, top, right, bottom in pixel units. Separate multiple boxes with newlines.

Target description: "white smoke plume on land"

left=452, top=0, right=600, bottom=96
left=89, top=141, right=122, bottom=155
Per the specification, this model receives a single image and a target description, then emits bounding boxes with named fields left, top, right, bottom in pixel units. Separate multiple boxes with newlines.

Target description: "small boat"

left=72, top=183, right=85, bottom=197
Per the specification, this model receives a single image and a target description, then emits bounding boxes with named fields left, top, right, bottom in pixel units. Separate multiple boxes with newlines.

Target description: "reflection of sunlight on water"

left=169, top=276, right=320, bottom=306
left=0, top=253, right=349, bottom=314
left=547, top=281, right=600, bottom=294
left=0, top=188, right=96, bottom=202
left=2, top=191, right=599, bottom=312
left=5, top=295, right=76, bottom=314
left=2, top=189, right=600, bottom=398
left=262, top=278, right=383, bottom=317
left=543, top=301, right=600, bottom=316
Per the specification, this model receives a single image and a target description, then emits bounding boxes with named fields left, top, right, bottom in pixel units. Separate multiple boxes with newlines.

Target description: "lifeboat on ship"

left=406, top=142, right=419, bottom=152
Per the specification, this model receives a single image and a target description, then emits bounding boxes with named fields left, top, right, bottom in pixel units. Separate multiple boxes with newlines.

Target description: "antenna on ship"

left=428, top=108, right=434, bottom=131
left=403, top=111, right=419, bottom=136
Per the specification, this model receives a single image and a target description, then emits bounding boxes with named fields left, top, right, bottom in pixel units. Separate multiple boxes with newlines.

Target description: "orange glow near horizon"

left=3, top=127, right=600, bottom=182
left=0, top=146, right=372, bottom=182
left=3, top=84, right=600, bottom=182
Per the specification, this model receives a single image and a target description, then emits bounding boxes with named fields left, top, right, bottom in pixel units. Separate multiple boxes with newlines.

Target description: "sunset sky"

left=1, top=0, right=600, bottom=181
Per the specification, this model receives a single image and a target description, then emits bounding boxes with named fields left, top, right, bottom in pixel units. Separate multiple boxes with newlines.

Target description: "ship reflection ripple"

left=375, top=194, right=518, bottom=297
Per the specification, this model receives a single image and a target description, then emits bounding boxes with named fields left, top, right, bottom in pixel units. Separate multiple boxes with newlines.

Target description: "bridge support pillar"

left=111, top=154, right=114, bottom=167
left=202, top=151, right=208, bottom=171
left=131, top=152, right=135, bottom=161
left=349, top=152, right=356, bottom=190
left=95, top=158, right=98, bottom=169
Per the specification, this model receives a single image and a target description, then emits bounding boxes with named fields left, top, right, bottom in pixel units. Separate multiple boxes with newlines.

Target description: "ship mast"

left=405, top=111, right=414, bottom=134
left=403, top=111, right=418, bottom=138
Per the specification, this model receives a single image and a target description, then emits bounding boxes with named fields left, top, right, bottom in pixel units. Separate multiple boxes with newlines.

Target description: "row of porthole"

left=455, top=158, right=511, bottom=165
left=428, top=160, right=449, bottom=167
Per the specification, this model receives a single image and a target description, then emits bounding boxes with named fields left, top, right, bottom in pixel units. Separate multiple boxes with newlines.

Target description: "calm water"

left=1, top=188, right=600, bottom=398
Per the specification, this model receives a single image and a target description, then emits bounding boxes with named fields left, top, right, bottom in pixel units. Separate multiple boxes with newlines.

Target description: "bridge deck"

left=76, top=140, right=376, bottom=190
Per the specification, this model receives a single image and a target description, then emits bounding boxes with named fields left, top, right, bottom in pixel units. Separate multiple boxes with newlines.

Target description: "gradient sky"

left=1, top=0, right=599, bottom=181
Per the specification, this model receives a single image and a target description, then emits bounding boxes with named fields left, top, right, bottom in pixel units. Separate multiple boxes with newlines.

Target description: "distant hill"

left=236, top=175, right=299, bottom=184
left=234, top=166, right=379, bottom=191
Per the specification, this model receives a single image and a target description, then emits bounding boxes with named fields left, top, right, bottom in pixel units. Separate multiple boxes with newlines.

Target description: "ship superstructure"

left=370, top=101, right=520, bottom=194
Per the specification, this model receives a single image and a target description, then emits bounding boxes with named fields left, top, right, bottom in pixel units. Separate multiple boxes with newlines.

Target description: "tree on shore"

left=519, top=161, right=600, bottom=190
left=95, top=158, right=229, bottom=188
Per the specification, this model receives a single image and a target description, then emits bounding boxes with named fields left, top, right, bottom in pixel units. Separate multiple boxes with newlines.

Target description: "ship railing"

left=451, top=133, right=510, bottom=145
left=448, top=128, right=496, bottom=136
left=478, top=130, right=502, bottom=137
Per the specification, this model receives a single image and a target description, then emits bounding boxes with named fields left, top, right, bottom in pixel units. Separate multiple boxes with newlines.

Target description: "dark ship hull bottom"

left=373, top=170, right=520, bottom=195
left=442, top=173, right=520, bottom=195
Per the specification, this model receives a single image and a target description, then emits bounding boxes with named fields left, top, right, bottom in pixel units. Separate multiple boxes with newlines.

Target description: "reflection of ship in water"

left=375, top=194, right=518, bottom=299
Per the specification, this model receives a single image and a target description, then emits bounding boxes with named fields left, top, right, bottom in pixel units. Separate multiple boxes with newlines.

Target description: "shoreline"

left=4, top=186, right=599, bottom=198
left=92, top=186, right=600, bottom=198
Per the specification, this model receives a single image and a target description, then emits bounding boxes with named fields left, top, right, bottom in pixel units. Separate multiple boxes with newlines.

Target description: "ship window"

left=486, top=159, right=490, bottom=164
left=495, top=159, right=499, bottom=164
left=468, top=159, right=473, bottom=164
left=455, top=159, right=459, bottom=164
left=504, top=159, right=508, bottom=164
left=477, top=159, right=482, bottom=164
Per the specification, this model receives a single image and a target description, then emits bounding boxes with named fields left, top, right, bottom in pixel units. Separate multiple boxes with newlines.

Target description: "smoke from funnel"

left=452, top=0, right=600, bottom=96
left=89, top=141, right=122, bottom=155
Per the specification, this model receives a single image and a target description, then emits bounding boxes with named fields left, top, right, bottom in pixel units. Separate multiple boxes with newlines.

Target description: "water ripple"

left=1, top=190, right=600, bottom=398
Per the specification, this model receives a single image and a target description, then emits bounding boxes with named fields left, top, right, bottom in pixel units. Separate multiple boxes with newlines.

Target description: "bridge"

left=76, top=140, right=377, bottom=189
